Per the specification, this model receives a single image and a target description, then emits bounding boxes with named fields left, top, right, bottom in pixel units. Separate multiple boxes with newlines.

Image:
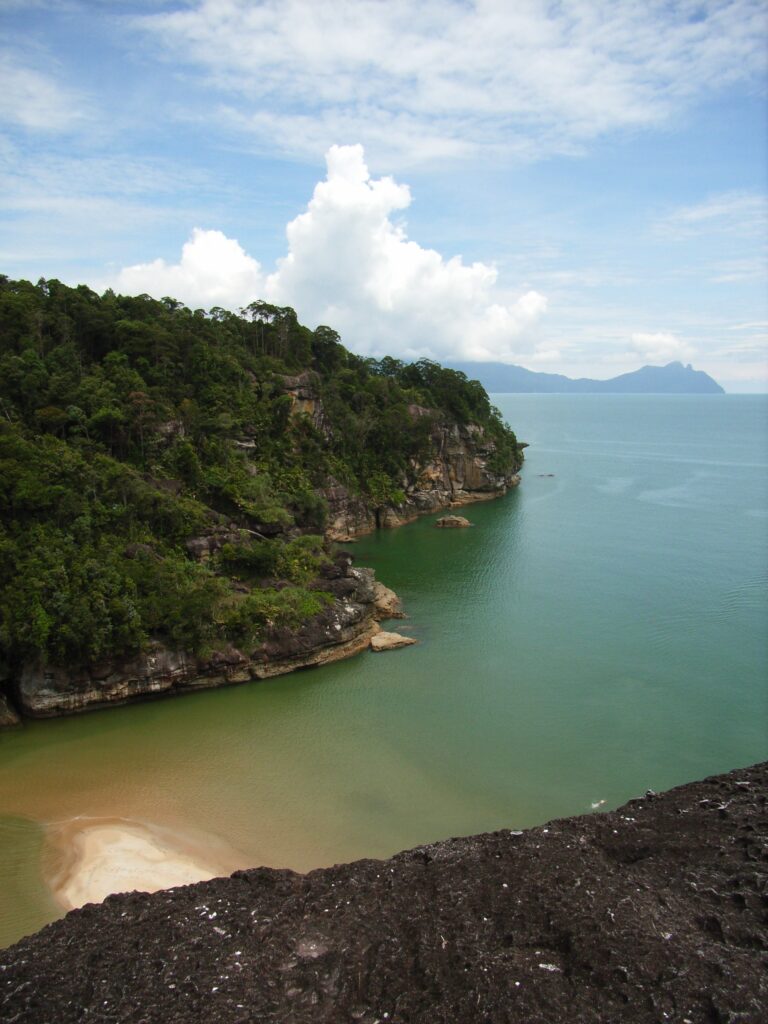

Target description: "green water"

left=1, top=395, right=766, bottom=948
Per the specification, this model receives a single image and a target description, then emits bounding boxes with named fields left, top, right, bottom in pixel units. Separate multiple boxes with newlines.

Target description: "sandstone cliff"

left=322, top=412, right=521, bottom=541
left=277, top=373, right=523, bottom=541
left=2, top=763, right=765, bottom=1022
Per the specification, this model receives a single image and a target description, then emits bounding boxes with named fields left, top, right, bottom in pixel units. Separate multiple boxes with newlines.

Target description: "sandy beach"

left=44, top=817, right=245, bottom=911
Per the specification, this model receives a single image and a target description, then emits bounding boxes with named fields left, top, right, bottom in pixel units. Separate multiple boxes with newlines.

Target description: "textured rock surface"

left=2, top=764, right=766, bottom=1023
left=371, top=580, right=405, bottom=619
left=369, top=631, right=418, bottom=652
left=11, top=553, right=384, bottom=720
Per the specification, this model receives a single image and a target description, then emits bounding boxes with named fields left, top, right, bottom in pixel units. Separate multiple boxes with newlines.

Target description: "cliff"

left=2, top=762, right=765, bottom=1022
left=12, top=552, right=389, bottom=719
left=284, top=381, right=522, bottom=540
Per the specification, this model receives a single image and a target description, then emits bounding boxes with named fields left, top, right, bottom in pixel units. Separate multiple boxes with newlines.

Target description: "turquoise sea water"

left=1, top=394, right=766, bottom=948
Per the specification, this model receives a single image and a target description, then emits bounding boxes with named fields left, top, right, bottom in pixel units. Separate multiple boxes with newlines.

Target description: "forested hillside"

left=0, top=276, right=521, bottom=683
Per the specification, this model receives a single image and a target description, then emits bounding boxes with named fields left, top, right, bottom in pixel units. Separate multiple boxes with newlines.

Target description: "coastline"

left=7, top=763, right=766, bottom=1022
left=44, top=817, right=245, bottom=911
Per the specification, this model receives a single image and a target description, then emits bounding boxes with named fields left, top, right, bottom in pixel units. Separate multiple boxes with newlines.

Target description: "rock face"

left=320, top=411, right=523, bottom=541
left=2, top=763, right=765, bottom=1023
left=280, top=370, right=332, bottom=435
left=371, top=580, right=404, bottom=619
left=436, top=514, right=471, bottom=528
left=10, top=553, right=384, bottom=720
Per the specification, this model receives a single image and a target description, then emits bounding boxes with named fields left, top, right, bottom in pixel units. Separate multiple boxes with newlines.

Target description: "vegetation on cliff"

left=0, top=275, right=521, bottom=681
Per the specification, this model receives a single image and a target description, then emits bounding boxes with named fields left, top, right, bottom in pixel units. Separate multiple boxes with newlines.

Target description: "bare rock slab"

left=1, top=763, right=766, bottom=1023
left=370, top=631, right=417, bottom=652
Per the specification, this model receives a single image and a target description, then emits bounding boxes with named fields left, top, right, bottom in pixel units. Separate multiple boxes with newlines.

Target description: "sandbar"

left=44, top=817, right=245, bottom=911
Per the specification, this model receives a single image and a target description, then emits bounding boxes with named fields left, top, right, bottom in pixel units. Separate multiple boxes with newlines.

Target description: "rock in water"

left=435, top=515, right=471, bottom=528
left=369, top=631, right=418, bottom=652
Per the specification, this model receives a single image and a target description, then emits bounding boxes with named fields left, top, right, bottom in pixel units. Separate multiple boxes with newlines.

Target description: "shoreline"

left=44, top=817, right=243, bottom=911
left=8, top=763, right=766, bottom=1021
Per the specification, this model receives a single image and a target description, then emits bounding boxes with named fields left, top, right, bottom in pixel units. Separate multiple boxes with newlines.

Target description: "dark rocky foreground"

left=2, top=763, right=766, bottom=1023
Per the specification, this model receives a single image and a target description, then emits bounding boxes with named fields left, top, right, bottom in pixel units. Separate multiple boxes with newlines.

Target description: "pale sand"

left=44, top=817, right=246, bottom=911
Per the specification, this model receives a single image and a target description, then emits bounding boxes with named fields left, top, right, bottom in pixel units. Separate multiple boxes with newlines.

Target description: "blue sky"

left=1, top=1, right=766, bottom=390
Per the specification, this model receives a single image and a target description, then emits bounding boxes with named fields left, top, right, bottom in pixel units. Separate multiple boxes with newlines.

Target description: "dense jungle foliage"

left=0, top=275, right=520, bottom=673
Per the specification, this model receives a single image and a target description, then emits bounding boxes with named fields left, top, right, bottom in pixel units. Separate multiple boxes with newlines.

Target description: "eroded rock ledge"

left=2, top=763, right=766, bottom=1023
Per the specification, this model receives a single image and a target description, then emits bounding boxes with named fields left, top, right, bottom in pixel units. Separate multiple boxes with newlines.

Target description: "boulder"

left=436, top=515, right=471, bottom=528
left=370, top=631, right=417, bottom=652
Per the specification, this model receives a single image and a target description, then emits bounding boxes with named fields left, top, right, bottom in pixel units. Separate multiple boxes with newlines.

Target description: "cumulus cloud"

left=135, top=0, right=768, bottom=164
left=114, top=229, right=265, bottom=309
left=111, top=145, right=547, bottom=362
left=630, top=331, right=695, bottom=364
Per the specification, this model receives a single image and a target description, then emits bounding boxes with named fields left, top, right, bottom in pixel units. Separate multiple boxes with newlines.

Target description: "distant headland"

left=449, top=360, right=725, bottom=394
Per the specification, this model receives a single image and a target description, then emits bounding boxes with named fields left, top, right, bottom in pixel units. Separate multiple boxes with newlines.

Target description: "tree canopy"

left=0, top=275, right=520, bottom=672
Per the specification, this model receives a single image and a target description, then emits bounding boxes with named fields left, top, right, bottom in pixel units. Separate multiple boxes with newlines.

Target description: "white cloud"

left=655, top=191, right=768, bottom=240
left=135, top=0, right=768, bottom=163
left=709, top=258, right=766, bottom=284
left=110, top=145, right=547, bottom=361
left=630, top=331, right=695, bottom=364
left=0, top=51, right=91, bottom=132
left=114, top=228, right=264, bottom=308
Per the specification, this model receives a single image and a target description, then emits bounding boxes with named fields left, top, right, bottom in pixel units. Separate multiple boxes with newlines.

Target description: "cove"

left=1, top=394, right=766, bottom=949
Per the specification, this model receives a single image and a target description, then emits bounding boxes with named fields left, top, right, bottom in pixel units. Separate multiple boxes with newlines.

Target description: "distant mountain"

left=447, top=360, right=725, bottom=394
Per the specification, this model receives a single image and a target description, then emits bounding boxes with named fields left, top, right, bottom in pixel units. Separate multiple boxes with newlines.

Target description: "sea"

left=1, top=394, right=766, bottom=949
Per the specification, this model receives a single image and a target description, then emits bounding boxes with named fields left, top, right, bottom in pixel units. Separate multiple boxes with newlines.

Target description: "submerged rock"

left=1, top=763, right=765, bottom=1022
left=369, top=631, right=417, bottom=652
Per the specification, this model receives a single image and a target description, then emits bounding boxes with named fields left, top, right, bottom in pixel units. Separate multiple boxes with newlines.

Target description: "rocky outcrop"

left=2, top=763, right=765, bottom=1022
left=371, top=580, right=404, bottom=619
left=436, top=514, right=471, bottom=528
left=280, top=370, right=332, bottom=435
left=369, top=631, right=417, bottom=652
left=323, top=418, right=522, bottom=541
left=273, top=375, right=522, bottom=541
left=9, top=554, right=385, bottom=720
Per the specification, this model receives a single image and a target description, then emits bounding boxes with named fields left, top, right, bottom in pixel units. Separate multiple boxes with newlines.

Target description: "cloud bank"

left=112, top=145, right=547, bottom=363
left=136, top=0, right=768, bottom=164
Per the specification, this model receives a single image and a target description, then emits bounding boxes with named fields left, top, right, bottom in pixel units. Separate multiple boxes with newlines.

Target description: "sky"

left=1, top=1, right=766, bottom=391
